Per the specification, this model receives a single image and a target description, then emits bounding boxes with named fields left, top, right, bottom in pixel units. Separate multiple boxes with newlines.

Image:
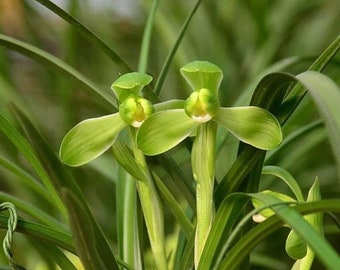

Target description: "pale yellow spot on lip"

left=191, top=114, right=213, bottom=123
left=131, top=120, right=144, bottom=128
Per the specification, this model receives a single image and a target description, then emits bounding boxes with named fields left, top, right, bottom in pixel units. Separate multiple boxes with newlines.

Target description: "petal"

left=180, top=61, right=223, bottom=93
left=111, top=72, right=153, bottom=101
left=214, top=107, right=282, bottom=150
left=286, top=229, right=307, bottom=260
left=60, top=113, right=127, bottom=166
left=136, top=109, right=199, bottom=155
left=153, top=99, right=186, bottom=111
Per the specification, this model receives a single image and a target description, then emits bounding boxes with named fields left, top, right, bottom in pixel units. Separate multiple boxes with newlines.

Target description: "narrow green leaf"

left=0, top=112, right=67, bottom=218
left=33, top=0, right=132, bottom=72
left=234, top=56, right=308, bottom=106
left=154, top=0, right=203, bottom=95
left=32, top=0, right=161, bottom=103
left=152, top=172, right=194, bottom=238
left=31, top=241, right=77, bottom=270
left=112, top=141, right=148, bottom=182
left=0, top=215, right=75, bottom=254
left=198, top=193, right=250, bottom=270
left=135, top=172, right=168, bottom=269
left=0, top=192, right=66, bottom=230
left=219, top=201, right=296, bottom=266
left=262, top=166, right=305, bottom=201
left=265, top=121, right=323, bottom=164
left=157, top=154, right=196, bottom=211
left=137, top=109, right=199, bottom=155
left=0, top=34, right=116, bottom=109
left=296, top=71, right=340, bottom=178
left=180, top=61, right=223, bottom=92
left=60, top=114, right=126, bottom=166
left=178, top=229, right=195, bottom=270
left=214, top=107, right=282, bottom=150
left=138, top=0, right=161, bottom=73
left=215, top=147, right=266, bottom=205
left=11, top=105, right=119, bottom=269
left=61, top=189, right=108, bottom=270
left=0, top=155, right=53, bottom=205
left=278, top=35, right=340, bottom=124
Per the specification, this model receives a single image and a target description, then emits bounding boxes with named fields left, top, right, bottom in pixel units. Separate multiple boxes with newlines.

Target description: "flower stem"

left=117, top=169, right=141, bottom=269
left=192, top=121, right=217, bottom=268
left=129, top=127, right=168, bottom=270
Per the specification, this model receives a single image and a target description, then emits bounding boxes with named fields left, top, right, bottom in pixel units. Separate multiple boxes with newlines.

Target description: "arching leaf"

left=296, top=71, right=340, bottom=178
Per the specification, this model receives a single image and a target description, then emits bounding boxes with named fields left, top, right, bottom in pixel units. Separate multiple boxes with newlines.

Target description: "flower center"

left=119, top=95, right=154, bottom=127
left=184, top=88, right=219, bottom=123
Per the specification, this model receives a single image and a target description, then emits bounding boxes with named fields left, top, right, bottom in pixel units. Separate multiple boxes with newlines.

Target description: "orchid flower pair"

left=59, top=61, right=282, bottom=166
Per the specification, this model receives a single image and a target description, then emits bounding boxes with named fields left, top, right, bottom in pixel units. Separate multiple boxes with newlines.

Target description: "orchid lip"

left=131, top=120, right=144, bottom=128
left=191, top=114, right=213, bottom=123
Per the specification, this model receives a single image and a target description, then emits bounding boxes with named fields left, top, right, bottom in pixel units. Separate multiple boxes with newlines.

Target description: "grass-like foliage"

left=0, top=1, right=339, bottom=269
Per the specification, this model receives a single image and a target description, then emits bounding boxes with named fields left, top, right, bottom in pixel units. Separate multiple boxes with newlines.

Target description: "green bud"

left=119, top=95, right=154, bottom=127
left=111, top=72, right=153, bottom=102
left=184, top=88, right=219, bottom=123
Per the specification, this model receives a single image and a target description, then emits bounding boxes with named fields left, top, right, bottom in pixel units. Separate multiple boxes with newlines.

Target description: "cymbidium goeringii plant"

left=136, top=61, right=283, bottom=267
left=136, top=61, right=283, bottom=156
left=59, top=72, right=154, bottom=167
left=59, top=72, right=169, bottom=270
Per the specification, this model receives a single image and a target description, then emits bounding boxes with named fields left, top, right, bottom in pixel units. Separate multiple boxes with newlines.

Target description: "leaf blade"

left=296, top=71, right=340, bottom=178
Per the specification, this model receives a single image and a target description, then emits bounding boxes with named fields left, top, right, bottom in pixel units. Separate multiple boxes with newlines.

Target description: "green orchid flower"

left=252, top=168, right=322, bottom=267
left=137, top=61, right=283, bottom=156
left=59, top=72, right=154, bottom=166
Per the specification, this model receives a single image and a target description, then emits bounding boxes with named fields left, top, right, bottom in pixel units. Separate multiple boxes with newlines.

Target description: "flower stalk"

left=192, top=121, right=217, bottom=267
left=130, top=128, right=168, bottom=270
